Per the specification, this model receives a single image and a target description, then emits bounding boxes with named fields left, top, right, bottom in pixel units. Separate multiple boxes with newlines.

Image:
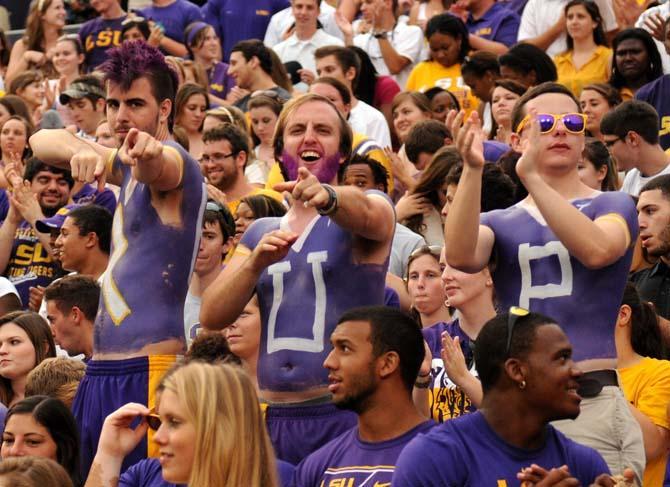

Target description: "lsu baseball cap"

left=35, top=204, right=81, bottom=233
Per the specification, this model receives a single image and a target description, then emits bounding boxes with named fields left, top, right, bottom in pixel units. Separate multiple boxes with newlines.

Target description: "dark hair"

left=640, top=173, right=670, bottom=200
left=121, top=17, right=151, bottom=41
left=461, top=51, right=500, bottom=78
left=425, top=13, right=470, bottom=63
left=184, top=21, right=215, bottom=56
left=489, top=79, right=527, bottom=140
left=175, top=83, right=210, bottom=132
left=98, top=41, right=179, bottom=130
left=247, top=94, right=285, bottom=115
left=621, top=283, right=667, bottom=359
left=564, top=0, right=607, bottom=51
left=405, top=119, right=450, bottom=164
left=475, top=311, right=557, bottom=392
left=24, top=158, right=74, bottom=188
left=0, top=456, right=73, bottom=487
left=424, top=86, right=461, bottom=112
left=268, top=49, right=294, bottom=93
left=314, top=45, right=361, bottom=88
left=582, top=137, right=619, bottom=191
left=239, top=194, right=287, bottom=220
left=0, top=95, right=34, bottom=127
left=57, top=34, right=85, bottom=74
left=203, top=123, right=250, bottom=158
left=348, top=46, right=378, bottom=106
left=204, top=202, right=235, bottom=241
left=67, top=204, right=113, bottom=254
left=600, top=99, right=660, bottom=145
left=44, top=275, right=101, bottom=322
left=497, top=150, right=527, bottom=203
left=9, top=70, right=44, bottom=96
left=337, top=306, right=424, bottom=393
left=5, top=396, right=80, bottom=486
left=610, top=28, right=663, bottom=90
left=446, top=163, right=516, bottom=212
left=511, top=82, right=581, bottom=135
left=581, top=82, right=622, bottom=108
left=404, top=146, right=462, bottom=234
left=185, top=332, right=240, bottom=365
left=338, top=154, right=390, bottom=193
left=1, top=115, right=34, bottom=160
left=231, top=39, right=273, bottom=75
left=312, top=76, right=352, bottom=105
left=499, top=43, right=558, bottom=86
left=0, top=29, right=10, bottom=69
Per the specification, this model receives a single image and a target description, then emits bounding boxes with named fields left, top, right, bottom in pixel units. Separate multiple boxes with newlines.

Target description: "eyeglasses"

left=200, top=152, right=236, bottom=164
left=146, top=409, right=161, bottom=431
left=409, top=245, right=443, bottom=259
left=505, top=306, right=530, bottom=355
left=515, top=113, right=587, bottom=135
left=603, top=136, right=622, bottom=149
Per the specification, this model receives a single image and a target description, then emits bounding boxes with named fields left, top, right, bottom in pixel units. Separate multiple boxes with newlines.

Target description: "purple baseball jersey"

left=392, top=411, right=609, bottom=486
left=291, top=421, right=434, bottom=487
left=480, top=192, right=637, bottom=361
left=94, top=142, right=205, bottom=353
left=240, top=195, right=392, bottom=391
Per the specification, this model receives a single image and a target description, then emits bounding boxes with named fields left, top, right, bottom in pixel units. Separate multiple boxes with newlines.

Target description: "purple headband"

left=186, top=22, right=211, bottom=46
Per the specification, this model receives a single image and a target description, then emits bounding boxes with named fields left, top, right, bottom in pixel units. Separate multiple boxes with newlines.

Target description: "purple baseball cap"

left=35, top=204, right=81, bottom=233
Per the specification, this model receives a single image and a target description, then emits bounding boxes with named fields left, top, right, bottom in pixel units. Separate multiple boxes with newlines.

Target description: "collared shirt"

left=631, top=259, right=670, bottom=320
left=466, top=2, right=520, bottom=47
left=263, top=0, right=343, bottom=46
left=273, top=28, right=344, bottom=72
left=353, top=21, right=424, bottom=89
left=555, top=45, right=612, bottom=96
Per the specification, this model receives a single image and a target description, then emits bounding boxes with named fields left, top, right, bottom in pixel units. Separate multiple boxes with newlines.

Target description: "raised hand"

left=515, top=109, right=542, bottom=181
left=273, top=167, right=331, bottom=211
left=96, top=403, right=151, bottom=460
left=395, top=191, right=431, bottom=221
left=441, top=333, right=470, bottom=386
left=4, top=156, right=25, bottom=189
left=643, top=11, right=665, bottom=42
left=248, top=229, right=298, bottom=272
left=11, top=180, right=43, bottom=226
left=452, top=110, right=485, bottom=170
left=70, top=149, right=107, bottom=192
left=334, top=10, right=354, bottom=38
left=206, top=184, right=227, bottom=206
left=44, top=79, right=57, bottom=109
left=118, top=128, right=163, bottom=167
left=28, top=285, right=45, bottom=312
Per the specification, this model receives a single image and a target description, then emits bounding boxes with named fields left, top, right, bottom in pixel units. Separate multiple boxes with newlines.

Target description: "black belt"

left=577, top=369, right=618, bottom=398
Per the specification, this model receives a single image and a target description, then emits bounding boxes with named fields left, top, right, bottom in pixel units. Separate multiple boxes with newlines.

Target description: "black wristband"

left=317, top=184, right=338, bottom=216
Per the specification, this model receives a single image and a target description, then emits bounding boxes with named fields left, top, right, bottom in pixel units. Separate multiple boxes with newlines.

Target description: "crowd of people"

left=0, top=0, right=669, bottom=485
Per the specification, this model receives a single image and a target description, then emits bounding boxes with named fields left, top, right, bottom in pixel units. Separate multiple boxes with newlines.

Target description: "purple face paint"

left=281, top=150, right=342, bottom=184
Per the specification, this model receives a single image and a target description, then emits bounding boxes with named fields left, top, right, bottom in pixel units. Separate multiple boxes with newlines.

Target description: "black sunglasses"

left=146, top=409, right=161, bottom=431
left=505, top=306, right=530, bottom=355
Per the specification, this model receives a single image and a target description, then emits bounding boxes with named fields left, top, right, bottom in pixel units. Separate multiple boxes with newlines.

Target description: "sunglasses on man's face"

left=515, top=113, right=587, bottom=135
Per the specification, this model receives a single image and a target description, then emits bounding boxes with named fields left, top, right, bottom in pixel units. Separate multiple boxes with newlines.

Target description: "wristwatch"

left=373, top=31, right=390, bottom=39
left=317, top=184, right=339, bottom=216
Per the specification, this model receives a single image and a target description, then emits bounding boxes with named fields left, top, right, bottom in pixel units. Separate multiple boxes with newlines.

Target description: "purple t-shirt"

left=292, top=421, right=434, bottom=487
left=392, top=411, right=609, bottom=485
left=208, top=61, right=235, bottom=100
left=201, top=0, right=290, bottom=60
left=72, top=183, right=117, bottom=215
left=422, top=319, right=477, bottom=422
left=140, top=0, right=203, bottom=44
left=635, top=75, right=670, bottom=151
left=79, top=15, right=126, bottom=71
left=95, top=142, right=205, bottom=354
left=480, top=191, right=638, bottom=361
left=240, top=193, right=392, bottom=391
left=466, top=2, right=520, bottom=47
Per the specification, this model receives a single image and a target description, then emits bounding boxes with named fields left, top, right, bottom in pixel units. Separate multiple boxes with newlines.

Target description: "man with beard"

left=29, top=41, right=205, bottom=476
left=201, top=124, right=282, bottom=214
left=632, top=174, right=670, bottom=320
left=0, top=158, right=74, bottom=307
left=291, top=306, right=433, bottom=487
left=200, top=93, right=396, bottom=464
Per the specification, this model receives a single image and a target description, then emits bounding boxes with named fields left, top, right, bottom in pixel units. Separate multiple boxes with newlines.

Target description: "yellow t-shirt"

left=405, top=61, right=479, bottom=117
left=619, top=357, right=670, bottom=487
left=264, top=132, right=394, bottom=193
left=555, top=45, right=612, bottom=97
left=227, top=188, right=284, bottom=215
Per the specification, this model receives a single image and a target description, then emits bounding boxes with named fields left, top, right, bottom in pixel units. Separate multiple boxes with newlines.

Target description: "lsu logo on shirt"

left=85, top=29, right=122, bottom=52
left=475, top=27, right=492, bottom=36
left=428, top=358, right=476, bottom=422
left=319, top=466, right=395, bottom=487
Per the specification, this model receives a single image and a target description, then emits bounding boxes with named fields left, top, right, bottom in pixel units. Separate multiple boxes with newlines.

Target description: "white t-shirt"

left=183, top=291, right=201, bottom=348
left=635, top=3, right=670, bottom=75
left=273, top=29, right=344, bottom=73
left=349, top=100, right=392, bottom=148
left=353, top=21, right=424, bottom=89
left=518, top=0, right=617, bottom=57
left=264, top=1, right=343, bottom=46
left=621, top=163, right=670, bottom=196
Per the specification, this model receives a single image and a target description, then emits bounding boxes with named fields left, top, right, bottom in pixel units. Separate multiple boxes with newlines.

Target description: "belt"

left=577, top=369, right=618, bottom=398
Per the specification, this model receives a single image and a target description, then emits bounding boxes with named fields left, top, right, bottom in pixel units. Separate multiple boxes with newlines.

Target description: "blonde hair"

left=158, top=362, right=278, bottom=487
left=25, top=357, right=86, bottom=409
